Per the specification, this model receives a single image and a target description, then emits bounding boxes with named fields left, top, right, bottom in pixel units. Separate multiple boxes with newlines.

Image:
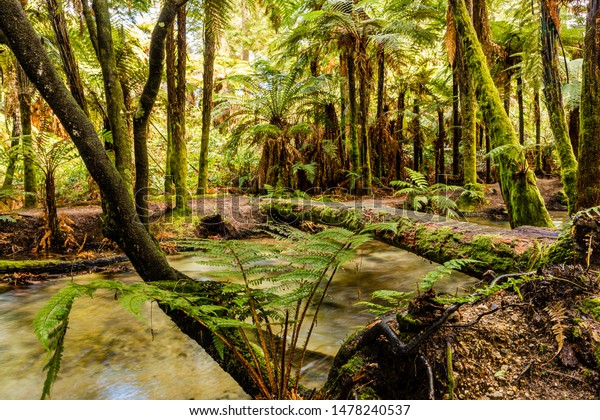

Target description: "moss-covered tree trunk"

left=576, top=0, right=600, bottom=211
left=452, top=63, right=461, bottom=178
left=396, top=87, right=406, bottom=180
left=436, top=108, right=446, bottom=183
left=93, top=0, right=133, bottom=191
left=456, top=4, right=477, bottom=186
left=16, top=64, right=36, bottom=208
left=517, top=75, right=525, bottom=145
left=357, top=41, right=372, bottom=194
left=345, top=50, right=362, bottom=193
left=44, top=170, right=63, bottom=247
left=540, top=0, right=578, bottom=214
left=450, top=0, right=552, bottom=228
left=165, top=10, right=190, bottom=214
left=196, top=12, right=215, bottom=195
left=534, top=89, right=543, bottom=174
left=133, top=0, right=183, bottom=225
left=2, top=111, right=20, bottom=190
left=374, top=44, right=385, bottom=181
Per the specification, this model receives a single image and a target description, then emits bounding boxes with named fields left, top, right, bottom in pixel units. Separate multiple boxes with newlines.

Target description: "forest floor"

left=2, top=176, right=597, bottom=400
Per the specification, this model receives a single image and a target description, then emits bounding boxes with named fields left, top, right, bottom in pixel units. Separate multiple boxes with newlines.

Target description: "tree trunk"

left=534, top=89, right=543, bottom=174
left=374, top=44, right=385, bottom=181
left=345, top=50, right=361, bottom=193
left=44, top=170, right=63, bottom=246
left=568, top=107, right=579, bottom=160
left=357, top=41, right=372, bottom=194
left=411, top=98, right=423, bottom=173
left=197, top=11, right=216, bottom=195
left=171, top=6, right=189, bottom=213
left=540, top=0, right=578, bottom=214
left=2, top=111, right=21, bottom=190
left=16, top=64, right=37, bottom=208
left=93, top=0, right=133, bottom=191
left=436, top=108, right=446, bottom=183
left=132, top=0, right=183, bottom=225
left=577, top=0, right=600, bottom=210
left=517, top=75, right=525, bottom=145
left=452, top=62, right=461, bottom=178
left=395, top=88, right=406, bottom=180
left=47, top=0, right=89, bottom=117
left=460, top=74, right=477, bottom=185
left=450, top=0, right=552, bottom=228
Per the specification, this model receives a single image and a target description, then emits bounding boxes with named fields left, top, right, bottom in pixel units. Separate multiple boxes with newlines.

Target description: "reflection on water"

left=467, top=211, right=568, bottom=229
left=0, top=241, right=476, bottom=399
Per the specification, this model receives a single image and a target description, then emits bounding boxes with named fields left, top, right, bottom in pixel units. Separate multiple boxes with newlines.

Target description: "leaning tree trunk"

left=577, top=0, right=600, bottom=211
left=16, top=63, right=37, bottom=208
left=196, top=11, right=216, bottom=195
left=133, top=0, right=183, bottom=226
left=540, top=0, right=578, bottom=214
left=93, top=0, right=133, bottom=191
left=450, top=0, right=552, bottom=228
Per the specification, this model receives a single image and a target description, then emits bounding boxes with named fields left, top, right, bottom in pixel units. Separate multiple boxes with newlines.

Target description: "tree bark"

left=2, top=111, right=21, bottom=190
left=132, top=0, right=183, bottom=225
left=411, top=97, right=423, bottom=173
left=517, top=75, right=525, bottom=145
left=449, top=0, right=552, bottom=228
left=357, top=40, right=372, bottom=194
left=452, top=63, right=461, bottom=178
left=47, top=0, right=89, bottom=117
left=345, top=50, right=361, bottom=193
left=93, top=0, right=133, bottom=190
left=171, top=6, right=190, bottom=213
left=577, top=0, right=600, bottom=210
left=374, top=44, right=385, bottom=181
left=16, top=64, right=37, bottom=208
left=197, top=10, right=216, bottom=195
left=540, top=0, right=578, bottom=214
left=395, top=87, right=406, bottom=180
left=436, top=108, right=446, bottom=183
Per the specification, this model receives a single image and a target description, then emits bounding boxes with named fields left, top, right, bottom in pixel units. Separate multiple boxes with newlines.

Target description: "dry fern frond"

left=544, top=302, right=567, bottom=362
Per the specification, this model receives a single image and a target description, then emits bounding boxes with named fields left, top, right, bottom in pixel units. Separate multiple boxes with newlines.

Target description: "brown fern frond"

left=544, top=302, right=567, bottom=362
left=445, top=4, right=457, bottom=66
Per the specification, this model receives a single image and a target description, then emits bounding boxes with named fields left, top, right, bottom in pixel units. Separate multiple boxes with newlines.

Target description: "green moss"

left=594, top=344, right=600, bottom=369
left=580, top=297, right=600, bottom=322
left=0, top=259, right=62, bottom=272
left=464, top=235, right=519, bottom=273
left=543, top=231, right=579, bottom=266
left=357, top=387, right=379, bottom=400
left=341, top=354, right=365, bottom=376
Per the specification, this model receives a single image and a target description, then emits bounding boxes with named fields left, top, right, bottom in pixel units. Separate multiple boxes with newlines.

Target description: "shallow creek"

left=0, top=241, right=476, bottom=399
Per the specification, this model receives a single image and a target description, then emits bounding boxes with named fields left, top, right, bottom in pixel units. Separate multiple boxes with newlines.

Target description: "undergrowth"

left=34, top=222, right=398, bottom=399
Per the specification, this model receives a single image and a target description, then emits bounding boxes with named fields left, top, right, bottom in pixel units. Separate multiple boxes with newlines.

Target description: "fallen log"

left=0, top=255, right=129, bottom=275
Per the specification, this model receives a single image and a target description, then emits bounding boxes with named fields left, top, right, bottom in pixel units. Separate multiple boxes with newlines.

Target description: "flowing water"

left=0, top=241, right=476, bottom=399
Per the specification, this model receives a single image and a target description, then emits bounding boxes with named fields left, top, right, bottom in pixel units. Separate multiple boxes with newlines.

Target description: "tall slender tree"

left=540, top=0, right=578, bottom=214
left=576, top=0, right=600, bottom=210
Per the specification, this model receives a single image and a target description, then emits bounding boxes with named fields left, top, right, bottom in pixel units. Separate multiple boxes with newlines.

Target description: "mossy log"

left=0, top=255, right=128, bottom=275
left=265, top=201, right=559, bottom=278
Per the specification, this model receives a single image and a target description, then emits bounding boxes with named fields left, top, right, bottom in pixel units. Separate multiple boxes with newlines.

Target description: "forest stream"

left=0, top=240, right=476, bottom=400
